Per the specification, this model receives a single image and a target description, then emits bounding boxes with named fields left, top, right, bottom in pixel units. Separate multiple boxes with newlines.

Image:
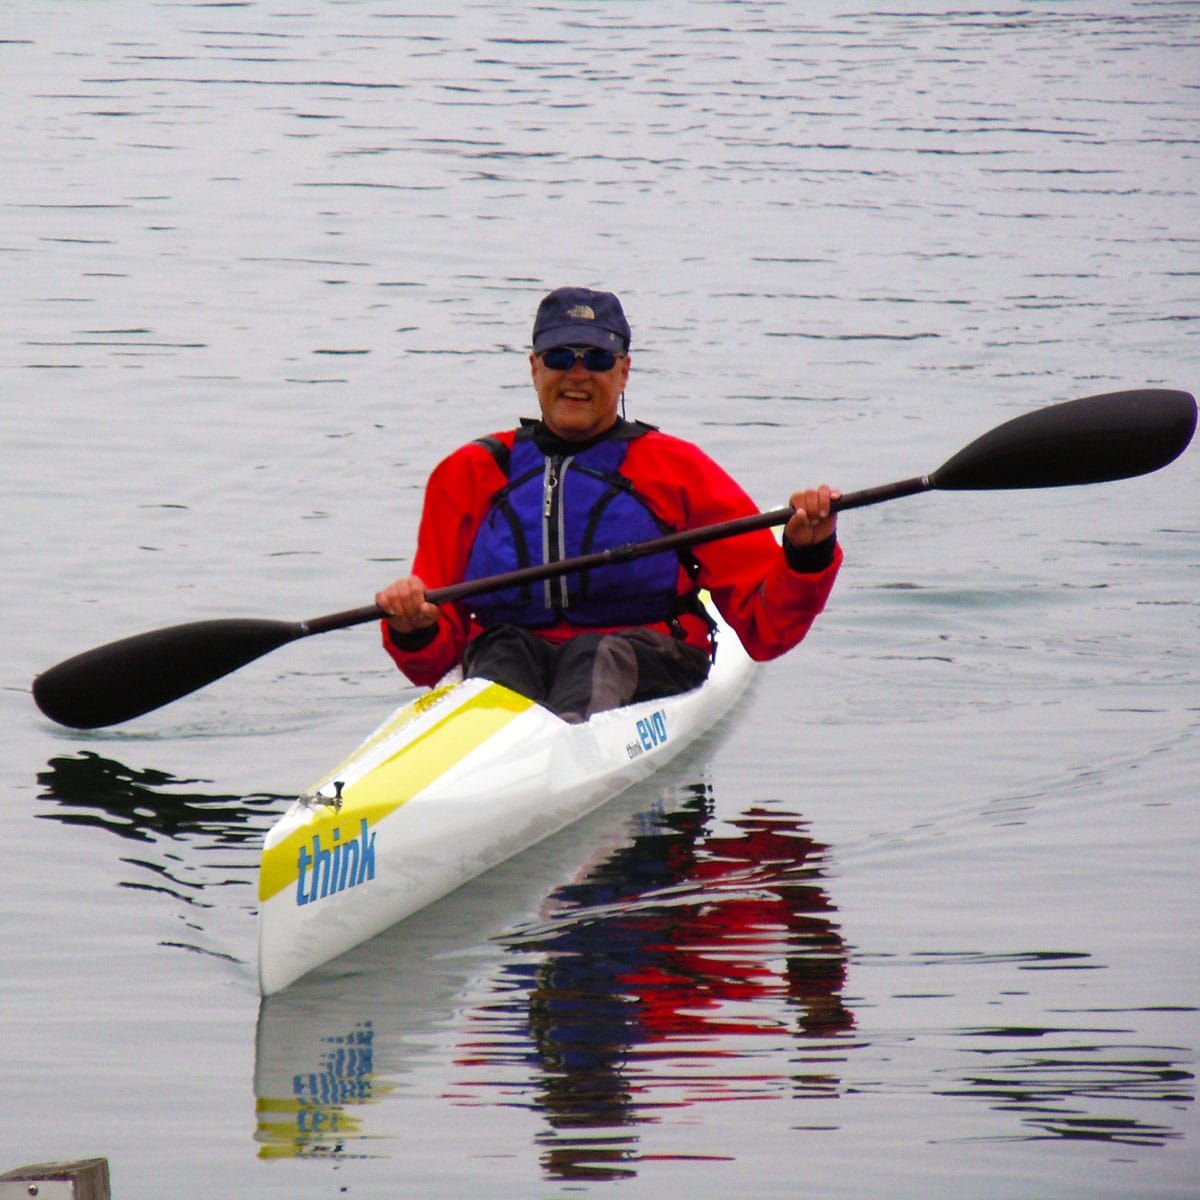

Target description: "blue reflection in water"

left=454, top=784, right=854, bottom=1181
left=257, top=1021, right=378, bottom=1162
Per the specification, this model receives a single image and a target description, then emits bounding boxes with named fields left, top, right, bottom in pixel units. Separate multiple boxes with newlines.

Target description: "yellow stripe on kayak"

left=258, top=682, right=534, bottom=903
left=307, top=681, right=462, bottom=790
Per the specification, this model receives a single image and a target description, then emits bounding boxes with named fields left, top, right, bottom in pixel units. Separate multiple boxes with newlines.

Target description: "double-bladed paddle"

left=32, top=387, right=1196, bottom=729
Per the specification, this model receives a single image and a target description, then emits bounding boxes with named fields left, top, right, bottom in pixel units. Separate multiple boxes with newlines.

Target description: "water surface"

left=2, top=3, right=1197, bottom=1197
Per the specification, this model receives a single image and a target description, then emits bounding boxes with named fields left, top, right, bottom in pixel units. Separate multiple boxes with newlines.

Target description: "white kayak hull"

left=257, top=618, right=753, bottom=995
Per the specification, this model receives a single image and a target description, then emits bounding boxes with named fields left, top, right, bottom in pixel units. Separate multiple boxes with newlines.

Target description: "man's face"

left=530, top=345, right=631, bottom=442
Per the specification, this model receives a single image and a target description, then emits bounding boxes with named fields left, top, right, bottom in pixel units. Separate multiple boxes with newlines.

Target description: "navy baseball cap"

left=532, top=287, right=631, bottom=353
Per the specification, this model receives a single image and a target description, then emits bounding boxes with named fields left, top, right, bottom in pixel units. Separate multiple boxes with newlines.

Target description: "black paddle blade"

left=32, top=618, right=300, bottom=729
left=931, top=389, right=1197, bottom=491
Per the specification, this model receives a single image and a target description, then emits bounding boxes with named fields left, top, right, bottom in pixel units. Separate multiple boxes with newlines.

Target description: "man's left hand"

left=784, top=485, right=840, bottom=548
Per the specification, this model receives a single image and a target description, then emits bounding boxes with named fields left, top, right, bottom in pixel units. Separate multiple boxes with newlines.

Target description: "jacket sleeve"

left=624, top=433, right=842, bottom=662
left=379, top=439, right=508, bottom=686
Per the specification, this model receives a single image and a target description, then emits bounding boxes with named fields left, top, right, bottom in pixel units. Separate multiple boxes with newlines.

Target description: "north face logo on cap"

left=566, top=305, right=596, bottom=321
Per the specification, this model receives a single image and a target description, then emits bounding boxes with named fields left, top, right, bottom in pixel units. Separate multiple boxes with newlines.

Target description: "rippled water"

left=3, top=3, right=1198, bottom=1197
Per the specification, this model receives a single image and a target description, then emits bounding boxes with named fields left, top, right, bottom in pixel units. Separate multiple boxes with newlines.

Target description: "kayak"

left=257, top=601, right=754, bottom=995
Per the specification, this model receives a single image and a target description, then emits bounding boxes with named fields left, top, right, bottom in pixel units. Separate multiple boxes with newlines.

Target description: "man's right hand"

left=375, top=576, right=442, bottom=634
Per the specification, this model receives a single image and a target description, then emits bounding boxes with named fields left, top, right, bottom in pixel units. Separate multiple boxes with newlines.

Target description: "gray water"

left=2, top=3, right=1198, bottom=1196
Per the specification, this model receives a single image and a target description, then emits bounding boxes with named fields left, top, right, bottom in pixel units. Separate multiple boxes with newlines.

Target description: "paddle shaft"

left=31, top=387, right=1196, bottom=727
left=301, top=474, right=930, bottom=638
left=316, top=385, right=1200, bottom=631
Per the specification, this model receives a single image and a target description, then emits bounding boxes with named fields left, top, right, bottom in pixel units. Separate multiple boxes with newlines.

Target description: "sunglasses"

left=539, top=345, right=623, bottom=373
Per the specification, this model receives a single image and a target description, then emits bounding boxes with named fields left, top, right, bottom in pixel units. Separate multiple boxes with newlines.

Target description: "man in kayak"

left=375, top=286, right=841, bottom=722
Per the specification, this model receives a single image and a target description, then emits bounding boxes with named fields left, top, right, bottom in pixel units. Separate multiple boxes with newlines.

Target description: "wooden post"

left=0, top=1160, right=110, bottom=1200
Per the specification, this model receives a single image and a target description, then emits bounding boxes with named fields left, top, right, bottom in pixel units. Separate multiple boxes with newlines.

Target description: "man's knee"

left=621, top=629, right=711, bottom=699
left=586, top=635, right=640, bottom=715
left=462, top=625, right=554, bottom=701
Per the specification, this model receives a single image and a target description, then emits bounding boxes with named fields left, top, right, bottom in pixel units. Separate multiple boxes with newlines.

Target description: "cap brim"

left=533, top=324, right=626, bottom=353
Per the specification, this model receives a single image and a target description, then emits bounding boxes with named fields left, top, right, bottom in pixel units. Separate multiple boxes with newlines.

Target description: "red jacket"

left=382, top=423, right=842, bottom=686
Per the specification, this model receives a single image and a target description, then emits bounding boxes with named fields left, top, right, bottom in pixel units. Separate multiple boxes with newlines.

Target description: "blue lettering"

left=309, top=830, right=335, bottom=902
left=338, top=833, right=360, bottom=891
left=295, top=818, right=376, bottom=907
left=636, top=710, right=669, bottom=751
left=356, top=818, right=376, bottom=884
left=296, top=843, right=312, bottom=906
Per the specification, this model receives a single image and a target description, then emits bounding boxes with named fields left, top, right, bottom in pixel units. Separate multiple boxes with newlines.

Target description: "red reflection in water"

left=453, top=785, right=853, bottom=1180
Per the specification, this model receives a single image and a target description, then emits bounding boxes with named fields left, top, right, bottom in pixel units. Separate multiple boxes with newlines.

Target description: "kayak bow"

left=257, top=602, right=753, bottom=995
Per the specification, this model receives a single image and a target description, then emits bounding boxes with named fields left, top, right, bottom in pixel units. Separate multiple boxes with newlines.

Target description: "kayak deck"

left=257, top=618, right=753, bottom=995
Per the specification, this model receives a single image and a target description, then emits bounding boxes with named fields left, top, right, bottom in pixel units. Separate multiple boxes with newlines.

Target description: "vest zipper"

left=542, top=454, right=571, bottom=610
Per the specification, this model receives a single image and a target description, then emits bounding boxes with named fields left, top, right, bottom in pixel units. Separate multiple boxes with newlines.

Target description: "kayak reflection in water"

left=375, top=286, right=841, bottom=721
left=453, top=785, right=853, bottom=1182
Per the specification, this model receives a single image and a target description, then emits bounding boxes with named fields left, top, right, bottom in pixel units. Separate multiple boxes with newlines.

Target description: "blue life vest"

left=463, top=422, right=684, bottom=629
